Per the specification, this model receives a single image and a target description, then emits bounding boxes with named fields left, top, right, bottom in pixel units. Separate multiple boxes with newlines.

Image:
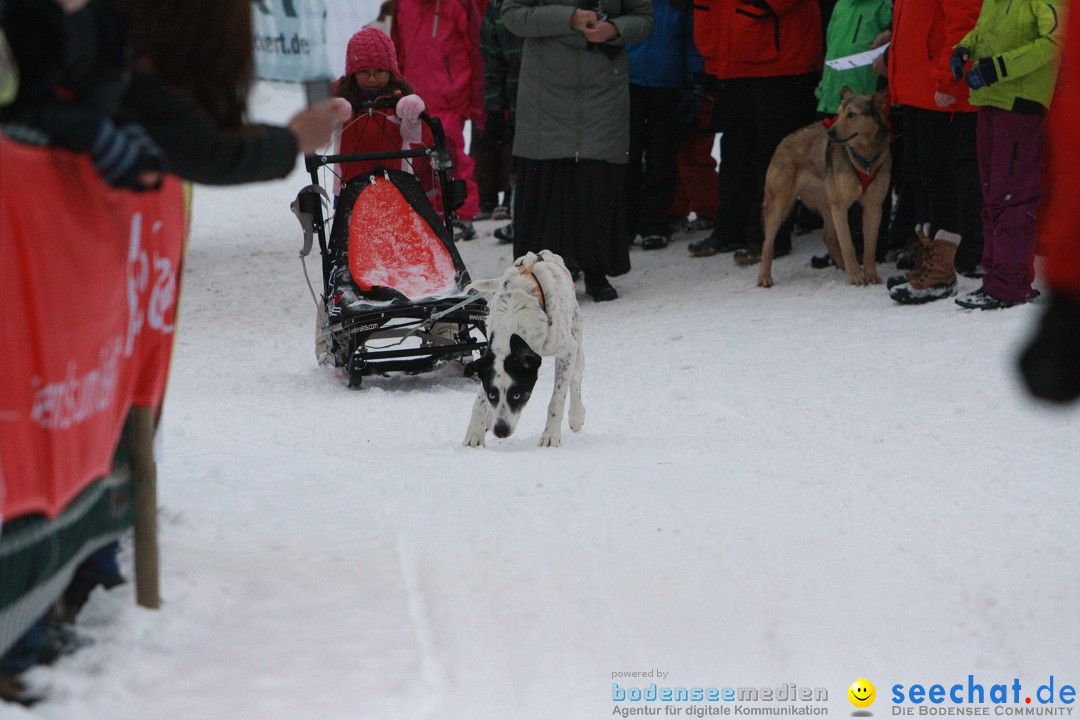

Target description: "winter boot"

left=452, top=220, right=477, bottom=242
left=894, top=224, right=933, bottom=271
left=889, top=230, right=959, bottom=305
left=887, top=225, right=934, bottom=289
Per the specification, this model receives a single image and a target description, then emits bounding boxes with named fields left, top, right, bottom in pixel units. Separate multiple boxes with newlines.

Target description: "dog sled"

left=291, top=99, right=488, bottom=388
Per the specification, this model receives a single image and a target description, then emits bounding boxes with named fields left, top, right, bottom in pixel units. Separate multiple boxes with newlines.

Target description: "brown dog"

left=758, top=87, right=892, bottom=288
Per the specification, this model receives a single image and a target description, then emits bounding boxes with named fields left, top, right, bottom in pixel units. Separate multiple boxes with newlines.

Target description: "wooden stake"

left=127, top=406, right=160, bottom=609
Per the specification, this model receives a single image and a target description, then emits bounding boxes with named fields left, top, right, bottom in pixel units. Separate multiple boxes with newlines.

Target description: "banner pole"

left=128, top=406, right=161, bottom=609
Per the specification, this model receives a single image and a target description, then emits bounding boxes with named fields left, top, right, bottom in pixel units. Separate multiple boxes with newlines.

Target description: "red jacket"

left=693, top=0, right=822, bottom=80
left=331, top=82, right=435, bottom=191
left=1041, top=8, right=1080, bottom=296
left=391, top=0, right=484, bottom=122
left=888, top=0, right=980, bottom=112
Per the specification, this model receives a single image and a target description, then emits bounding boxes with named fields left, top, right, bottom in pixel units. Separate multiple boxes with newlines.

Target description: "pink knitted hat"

left=345, top=27, right=401, bottom=77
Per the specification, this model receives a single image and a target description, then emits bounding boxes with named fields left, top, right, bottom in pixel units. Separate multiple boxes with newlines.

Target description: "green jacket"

left=957, top=0, right=1065, bottom=112
left=815, top=0, right=892, bottom=114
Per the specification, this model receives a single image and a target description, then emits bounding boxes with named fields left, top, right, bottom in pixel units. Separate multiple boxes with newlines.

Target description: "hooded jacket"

left=391, top=0, right=485, bottom=121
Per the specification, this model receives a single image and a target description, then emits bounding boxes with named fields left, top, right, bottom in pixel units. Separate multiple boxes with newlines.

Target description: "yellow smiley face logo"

left=848, top=679, right=876, bottom=708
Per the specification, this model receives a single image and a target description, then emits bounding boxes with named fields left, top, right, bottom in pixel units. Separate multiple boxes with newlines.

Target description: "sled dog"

left=758, top=87, right=892, bottom=288
left=463, top=250, right=584, bottom=447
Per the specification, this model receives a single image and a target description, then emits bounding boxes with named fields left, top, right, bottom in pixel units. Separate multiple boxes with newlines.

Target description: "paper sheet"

left=825, top=42, right=889, bottom=71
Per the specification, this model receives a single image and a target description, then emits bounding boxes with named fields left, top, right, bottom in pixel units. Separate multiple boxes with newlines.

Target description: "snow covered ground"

left=11, top=82, right=1079, bottom=720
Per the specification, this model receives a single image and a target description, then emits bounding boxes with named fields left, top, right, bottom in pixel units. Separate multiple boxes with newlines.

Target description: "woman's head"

left=345, top=28, right=399, bottom=90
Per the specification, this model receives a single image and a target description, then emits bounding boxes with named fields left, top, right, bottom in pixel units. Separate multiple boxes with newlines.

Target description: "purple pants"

left=977, top=106, right=1044, bottom=303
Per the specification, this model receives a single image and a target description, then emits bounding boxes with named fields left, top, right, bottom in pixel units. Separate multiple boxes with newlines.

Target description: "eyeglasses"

left=354, top=69, right=391, bottom=79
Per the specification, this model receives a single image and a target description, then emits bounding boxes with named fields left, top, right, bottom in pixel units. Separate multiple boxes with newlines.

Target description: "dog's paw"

left=846, top=269, right=865, bottom=286
left=463, top=430, right=486, bottom=448
left=569, top=403, right=585, bottom=432
left=863, top=269, right=882, bottom=285
left=757, top=272, right=774, bottom=288
left=538, top=431, right=562, bottom=448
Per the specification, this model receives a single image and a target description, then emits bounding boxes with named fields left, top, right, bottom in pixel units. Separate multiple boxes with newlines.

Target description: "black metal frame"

left=296, top=100, right=487, bottom=387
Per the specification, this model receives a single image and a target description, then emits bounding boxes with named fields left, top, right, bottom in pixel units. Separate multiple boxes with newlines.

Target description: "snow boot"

left=889, top=230, right=959, bottom=304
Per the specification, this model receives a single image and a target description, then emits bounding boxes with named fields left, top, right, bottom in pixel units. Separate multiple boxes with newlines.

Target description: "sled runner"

left=292, top=100, right=488, bottom=388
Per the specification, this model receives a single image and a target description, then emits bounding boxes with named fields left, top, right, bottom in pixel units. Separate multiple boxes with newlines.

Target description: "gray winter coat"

left=502, top=0, right=653, bottom=164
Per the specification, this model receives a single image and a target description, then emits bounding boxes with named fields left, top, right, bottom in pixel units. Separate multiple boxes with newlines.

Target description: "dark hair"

left=334, top=73, right=415, bottom=107
left=116, top=0, right=253, bottom=131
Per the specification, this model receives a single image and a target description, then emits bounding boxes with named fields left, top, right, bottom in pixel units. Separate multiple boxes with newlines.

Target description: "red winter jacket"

left=693, top=0, right=822, bottom=80
left=331, top=81, right=434, bottom=191
left=888, top=0, right=980, bottom=112
left=391, top=0, right=484, bottom=122
left=1041, top=9, right=1080, bottom=296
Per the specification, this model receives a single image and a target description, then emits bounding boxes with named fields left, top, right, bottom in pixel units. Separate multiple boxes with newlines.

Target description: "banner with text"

left=0, top=137, right=185, bottom=520
left=253, top=0, right=332, bottom=83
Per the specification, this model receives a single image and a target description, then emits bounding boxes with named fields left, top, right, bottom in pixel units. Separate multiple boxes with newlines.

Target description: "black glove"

left=950, top=46, right=970, bottom=81
left=1018, top=292, right=1080, bottom=403
left=965, top=57, right=999, bottom=90
left=90, top=120, right=168, bottom=191
left=485, top=109, right=506, bottom=143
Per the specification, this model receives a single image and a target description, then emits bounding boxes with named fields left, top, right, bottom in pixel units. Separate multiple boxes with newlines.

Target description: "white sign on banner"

left=252, top=0, right=332, bottom=83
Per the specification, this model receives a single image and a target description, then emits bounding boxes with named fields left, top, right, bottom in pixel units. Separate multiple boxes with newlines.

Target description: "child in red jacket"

left=333, top=28, right=431, bottom=195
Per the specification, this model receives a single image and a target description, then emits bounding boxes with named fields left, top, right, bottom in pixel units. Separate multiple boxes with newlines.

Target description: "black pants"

left=901, top=106, right=983, bottom=269
left=625, top=85, right=681, bottom=238
left=712, top=72, right=819, bottom=252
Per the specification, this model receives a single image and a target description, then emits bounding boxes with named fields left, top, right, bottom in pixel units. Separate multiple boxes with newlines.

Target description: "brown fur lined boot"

left=887, top=225, right=935, bottom=289
left=888, top=230, right=959, bottom=305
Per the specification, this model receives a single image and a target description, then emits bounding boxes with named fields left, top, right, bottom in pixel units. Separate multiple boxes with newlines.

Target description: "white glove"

left=395, top=94, right=425, bottom=123
left=395, top=93, right=423, bottom=123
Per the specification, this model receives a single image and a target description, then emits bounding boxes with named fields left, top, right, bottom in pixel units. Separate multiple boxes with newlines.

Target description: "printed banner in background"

left=0, top=137, right=185, bottom=521
left=253, top=0, right=331, bottom=83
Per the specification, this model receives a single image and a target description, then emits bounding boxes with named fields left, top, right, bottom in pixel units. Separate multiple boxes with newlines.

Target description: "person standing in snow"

left=624, top=0, right=701, bottom=252
left=884, top=0, right=984, bottom=305
left=391, top=0, right=485, bottom=241
left=687, top=0, right=823, bottom=264
left=502, top=0, right=653, bottom=301
left=950, top=0, right=1064, bottom=310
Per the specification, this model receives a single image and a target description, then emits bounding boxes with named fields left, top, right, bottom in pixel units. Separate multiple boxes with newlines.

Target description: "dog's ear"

left=871, top=88, right=890, bottom=120
left=510, top=333, right=541, bottom=371
left=468, top=277, right=501, bottom=293
left=463, top=351, right=493, bottom=378
left=839, top=86, right=854, bottom=103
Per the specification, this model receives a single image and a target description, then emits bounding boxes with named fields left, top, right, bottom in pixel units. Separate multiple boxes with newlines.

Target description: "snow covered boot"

left=889, top=230, right=959, bottom=305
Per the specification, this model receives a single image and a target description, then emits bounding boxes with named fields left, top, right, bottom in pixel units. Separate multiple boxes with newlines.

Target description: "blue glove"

left=90, top=120, right=168, bottom=191
left=949, top=46, right=970, bottom=82
left=965, top=57, right=999, bottom=90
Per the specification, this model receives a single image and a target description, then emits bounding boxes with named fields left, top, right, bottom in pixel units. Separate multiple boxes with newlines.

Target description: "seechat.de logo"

left=850, top=679, right=877, bottom=709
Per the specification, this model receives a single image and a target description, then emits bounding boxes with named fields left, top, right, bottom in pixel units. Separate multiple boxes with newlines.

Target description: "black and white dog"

left=463, top=250, right=585, bottom=447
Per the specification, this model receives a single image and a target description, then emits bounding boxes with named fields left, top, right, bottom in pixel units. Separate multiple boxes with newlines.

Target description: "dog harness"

left=516, top=259, right=548, bottom=311
left=846, top=146, right=884, bottom=191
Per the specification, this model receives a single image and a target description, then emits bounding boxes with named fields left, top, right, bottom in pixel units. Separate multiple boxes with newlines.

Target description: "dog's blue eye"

left=511, top=392, right=521, bottom=400
left=488, top=391, right=498, bottom=401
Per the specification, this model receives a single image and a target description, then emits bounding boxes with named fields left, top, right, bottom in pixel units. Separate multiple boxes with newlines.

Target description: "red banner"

left=0, top=136, right=186, bottom=520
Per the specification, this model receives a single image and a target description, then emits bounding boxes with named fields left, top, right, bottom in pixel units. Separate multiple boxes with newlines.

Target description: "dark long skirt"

left=512, top=157, right=630, bottom=277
